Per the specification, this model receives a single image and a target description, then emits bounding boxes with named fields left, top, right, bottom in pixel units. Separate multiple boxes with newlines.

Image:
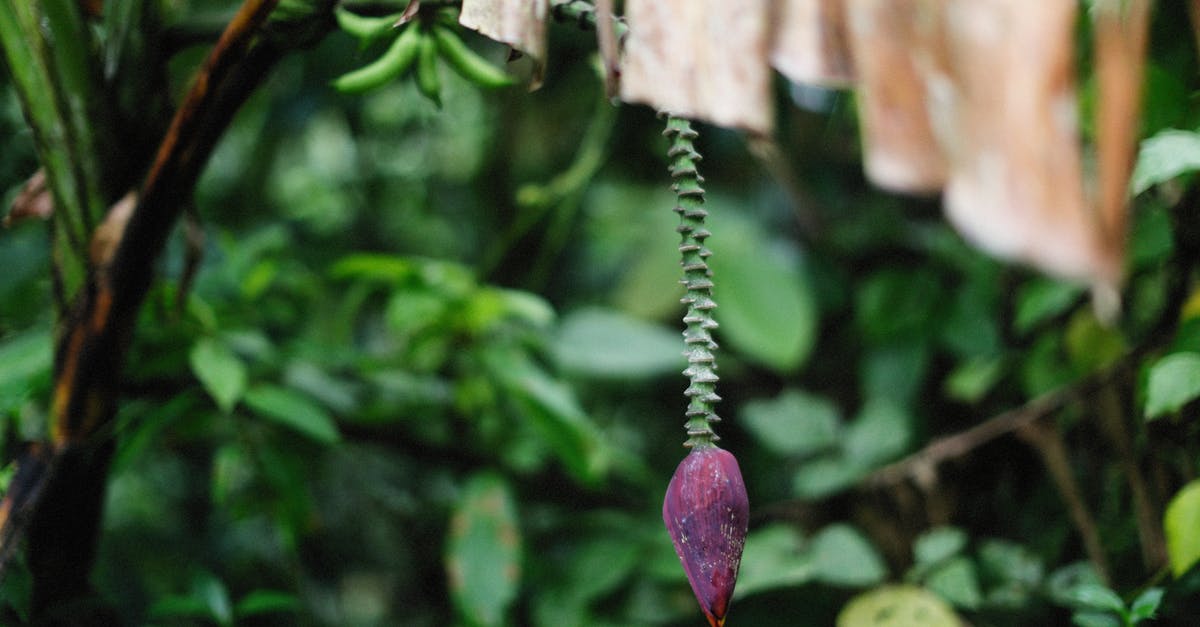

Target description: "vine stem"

left=665, top=115, right=721, bottom=448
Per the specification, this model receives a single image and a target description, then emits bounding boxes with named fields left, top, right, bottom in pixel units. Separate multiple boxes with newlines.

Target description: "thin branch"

left=866, top=209, right=1199, bottom=490
left=1096, top=383, right=1167, bottom=570
left=866, top=382, right=1091, bottom=489
left=1017, top=420, right=1110, bottom=584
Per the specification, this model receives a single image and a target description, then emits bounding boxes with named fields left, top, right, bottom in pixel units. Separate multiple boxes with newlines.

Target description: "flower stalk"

left=662, top=114, right=748, bottom=627
left=665, top=115, right=721, bottom=449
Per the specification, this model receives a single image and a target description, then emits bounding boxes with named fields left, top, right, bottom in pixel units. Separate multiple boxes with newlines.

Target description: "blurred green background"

left=3, top=1, right=1200, bottom=625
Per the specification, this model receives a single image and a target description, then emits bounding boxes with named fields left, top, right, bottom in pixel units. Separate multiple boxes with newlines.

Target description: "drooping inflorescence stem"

left=664, top=115, right=721, bottom=449
left=662, top=117, right=747, bottom=627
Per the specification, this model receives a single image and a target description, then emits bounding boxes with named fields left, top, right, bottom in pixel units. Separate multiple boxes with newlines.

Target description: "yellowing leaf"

left=838, top=585, right=962, bottom=627
left=1165, top=481, right=1200, bottom=576
left=621, top=0, right=773, bottom=134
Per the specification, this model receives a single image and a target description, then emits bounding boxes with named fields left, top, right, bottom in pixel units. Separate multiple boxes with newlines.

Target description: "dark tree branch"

left=1017, top=419, right=1111, bottom=584
left=867, top=188, right=1200, bottom=492
left=1096, top=382, right=1168, bottom=571
left=865, top=382, right=1096, bottom=489
left=0, top=1, right=326, bottom=615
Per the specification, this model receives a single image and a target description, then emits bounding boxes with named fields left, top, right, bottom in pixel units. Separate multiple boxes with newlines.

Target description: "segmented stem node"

left=664, top=115, right=720, bottom=448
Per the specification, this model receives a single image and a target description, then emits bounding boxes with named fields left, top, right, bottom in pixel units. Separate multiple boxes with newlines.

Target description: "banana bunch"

left=332, top=8, right=515, bottom=103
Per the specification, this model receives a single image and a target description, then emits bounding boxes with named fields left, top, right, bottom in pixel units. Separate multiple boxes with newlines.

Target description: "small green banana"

left=332, top=23, right=421, bottom=94
left=431, top=24, right=516, bottom=89
left=415, top=29, right=442, bottom=107
left=334, top=7, right=405, bottom=43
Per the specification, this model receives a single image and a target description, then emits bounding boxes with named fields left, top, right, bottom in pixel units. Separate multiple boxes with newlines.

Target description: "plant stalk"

left=665, top=115, right=721, bottom=448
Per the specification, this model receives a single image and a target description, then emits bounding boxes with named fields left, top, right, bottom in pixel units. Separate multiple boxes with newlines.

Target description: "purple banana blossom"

left=663, top=445, right=749, bottom=627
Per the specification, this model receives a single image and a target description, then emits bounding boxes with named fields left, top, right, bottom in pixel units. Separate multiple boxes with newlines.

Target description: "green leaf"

left=810, top=524, right=887, bottom=587
left=196, top=572, right=235, bottom=627
left=837, top=585, right=961, bottom=627
left=532, top=590, right=590, bottom=627
left=243, top=385, right=341, bottom=444
left=211, top=443, right=254, bottom=505
left=734, top=524, right=815, bottom=598
left=0, top=329, right=52, bottom=412
left=1014, top=279, right=1084, bottom=334
left=1144, top=352, right=1200, bottom=420
left=189, top=337, right=248, bottom=414
left=1129, top=588, right=1163, bottom=624
left=1138, top=65, right=1190, bottom=137
left=235, top=590, right=301, bottom=617
left=1129, top=203, right=1173, bottom=268
left=855, top=270, right=940, bottom=342
left=844, top=399, right=911, bottom=468
left=386, top=288, right=449, bottom=337
left=148, top=595, right=211, bottom=621
left=914, top=527, right=968, bottom=567
left=1131, top=129, right=1200, bottom=195
left=708, top=230, right=816, bottom=372
left=944, top=357, right=1005, bottom=403
left=978, top=539, right=1043, bottom=589
left=1064, top=310, right=1125, bottom=373
left=925, top=557, right=982, bottom=609
left=567, top=536, right=642, bottom=602
left=1061, top=583, right=1127, bottom=615
left=792, top=455, right=864, bottom=499
left=1072, top=611, right=1121, bottom=627
left=1021, top=335, right=1077, bottom=397
left=1165, top=480, right=1200, bottom=576
left=740, top=389, right=841, bottom=457
left=861, top=343, right=929, bottom=407
left=445, top=472, right=522, bottom=627
left=284, top=361, right=360, bottom=415
left=939, top=286, right=1002, bottom=358
left=606, top=187, right=690, bottom=320
left=1047, top=562, right=1107, bottom=607
left=553, top=307, right=684, bottom=379
left=496, top=289, right=556, bottom=328
left=483, top=347, right=604, bottom=483
left=329, top=253, right=415, bottom=283
left=1171, top=318, right=1200, bottom=354
left=151, top=572, right=233, bottom=625
left=0, top=330, right=52, bottom=385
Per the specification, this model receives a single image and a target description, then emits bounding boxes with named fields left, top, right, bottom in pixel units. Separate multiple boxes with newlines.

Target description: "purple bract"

left=663, top=446, right=749, bottom=627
